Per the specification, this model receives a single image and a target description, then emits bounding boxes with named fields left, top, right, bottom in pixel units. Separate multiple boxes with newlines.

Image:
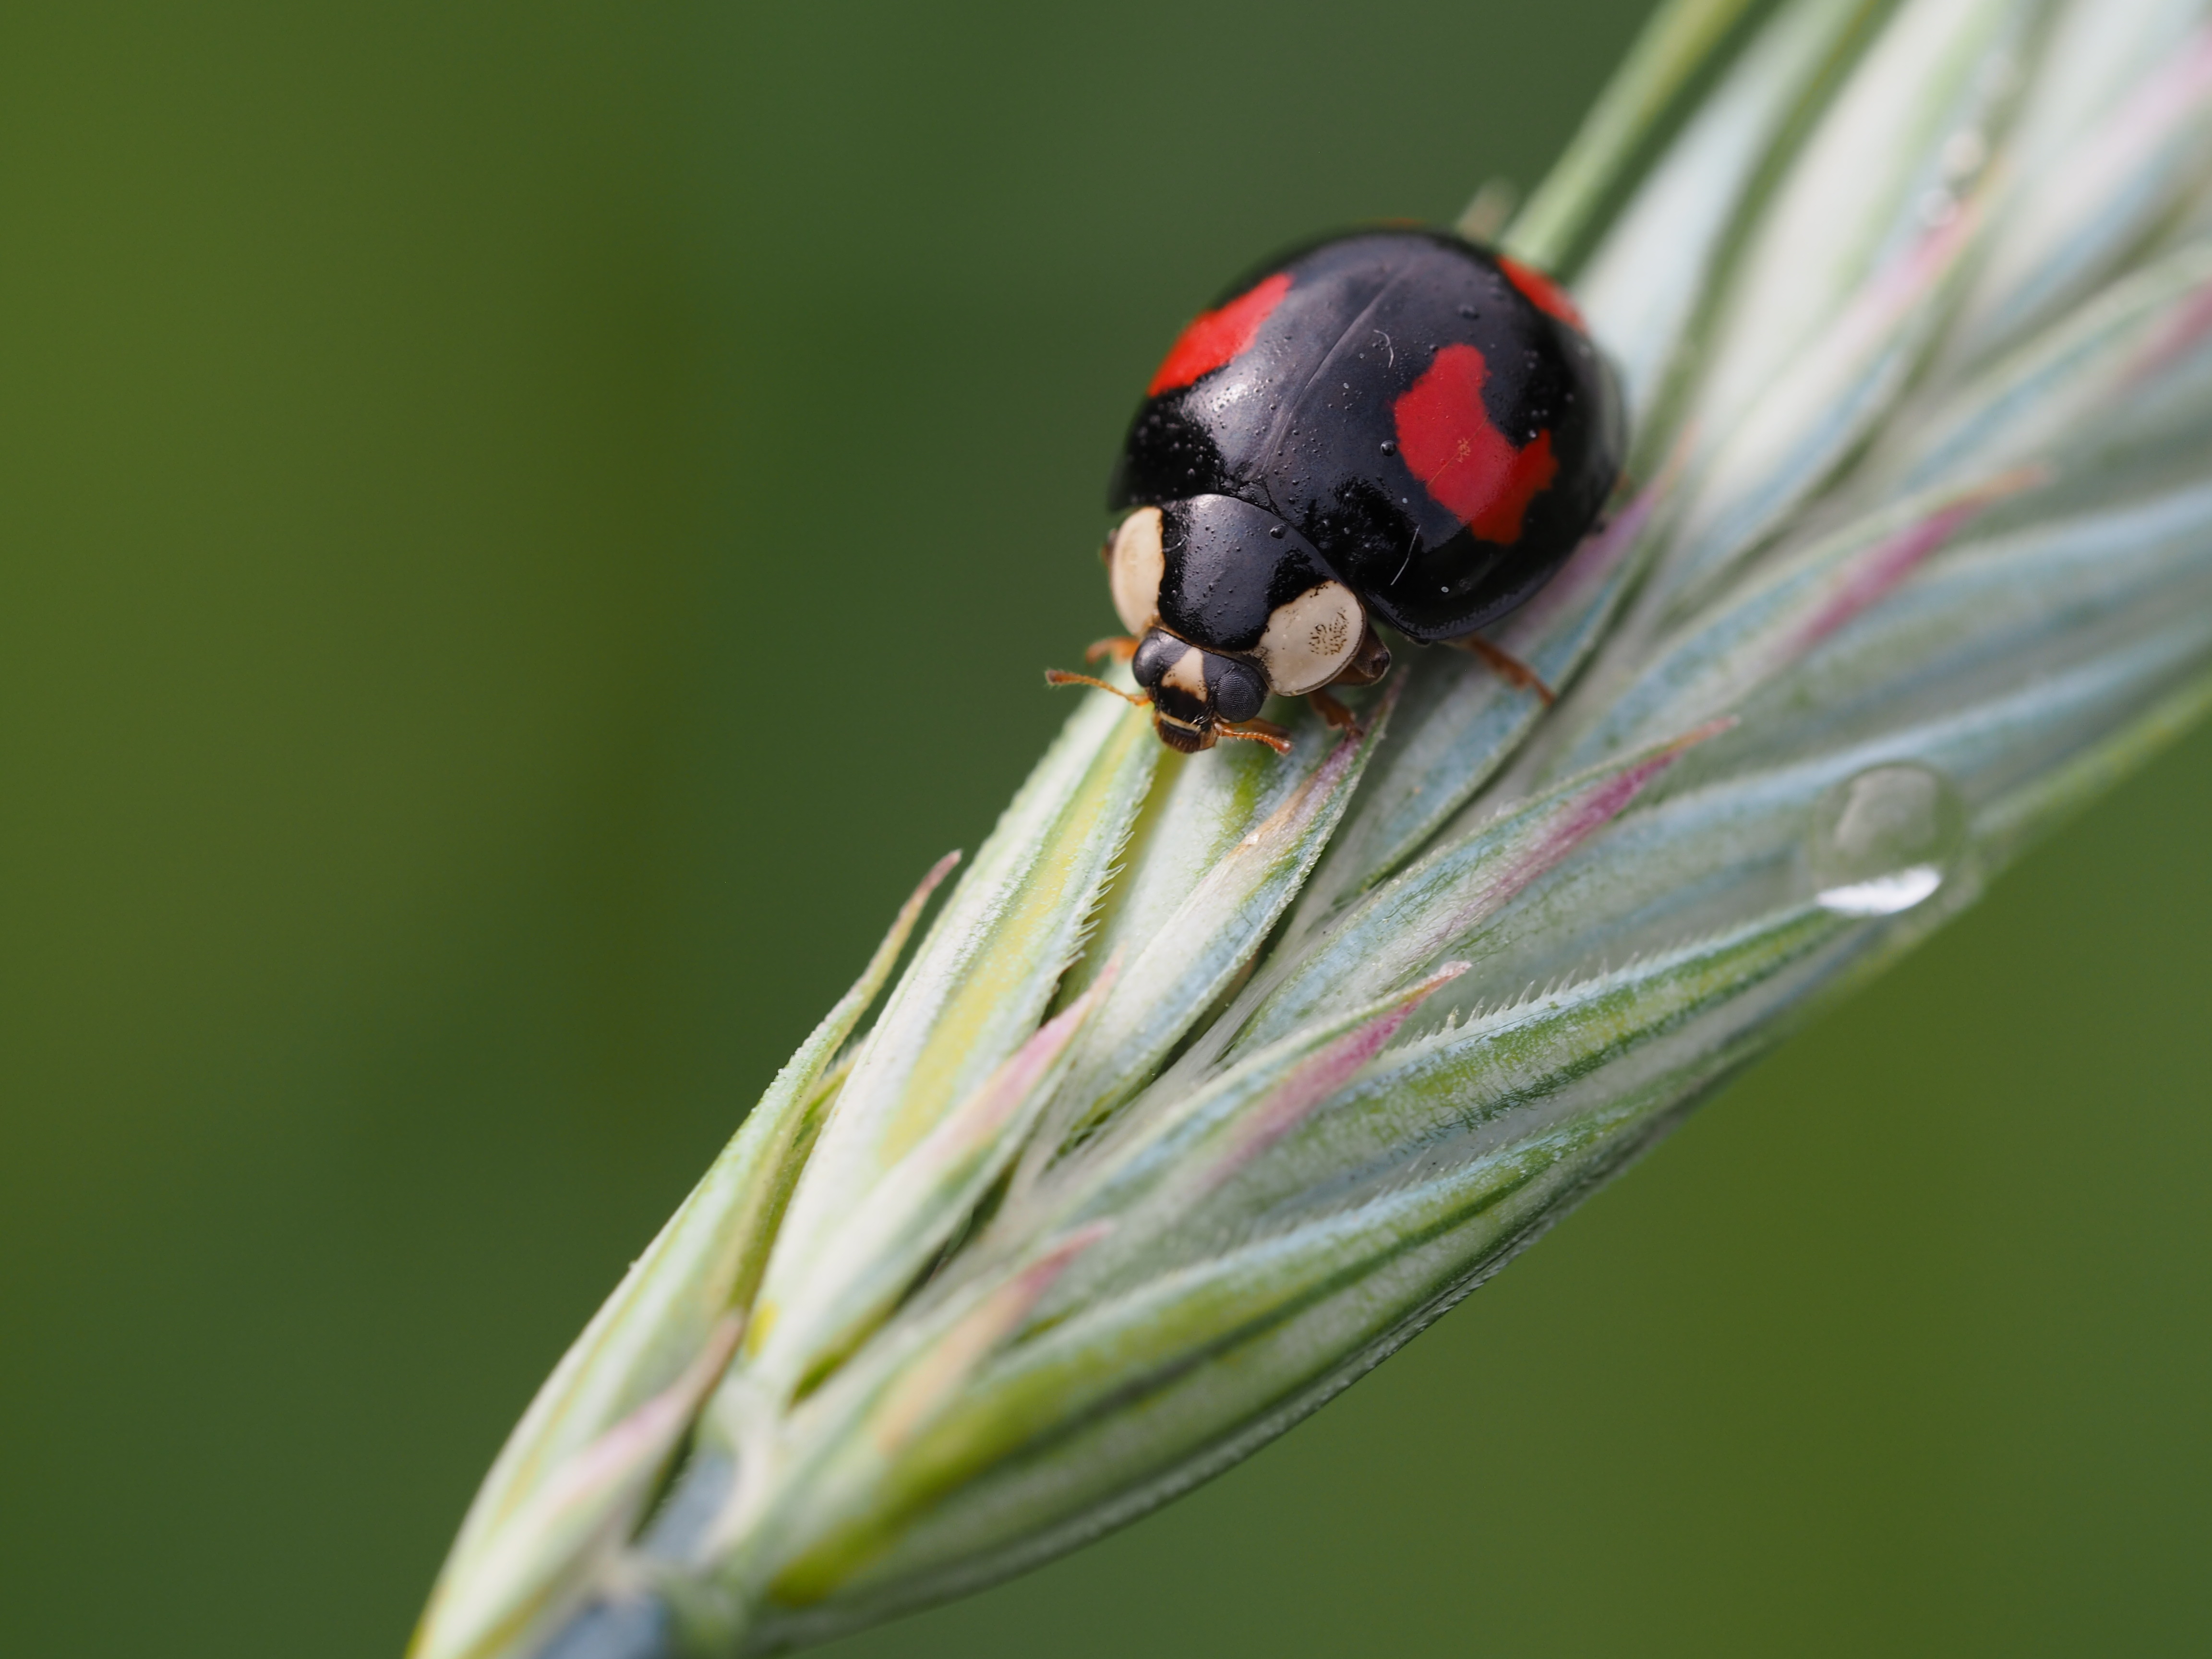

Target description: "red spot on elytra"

left=1394, top=342, right=1559, bottom=544
left=1147, top=272, right=1293, bottom=397
left=1498, top=255, right=1586, bottom=329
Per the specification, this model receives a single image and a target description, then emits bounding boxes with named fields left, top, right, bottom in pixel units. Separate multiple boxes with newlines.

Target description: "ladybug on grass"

left=1051, top=228, right=1624, bottom=753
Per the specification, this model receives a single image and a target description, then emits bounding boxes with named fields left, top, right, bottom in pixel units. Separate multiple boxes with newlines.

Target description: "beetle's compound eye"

left=1107, top=507, right=1166, bottom=635
left=1207, top=655, right=1268, bottom=724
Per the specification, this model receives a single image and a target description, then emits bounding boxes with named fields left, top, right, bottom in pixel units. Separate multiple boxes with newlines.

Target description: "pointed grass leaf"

left=745, top=694, right=1156, bottom=1366
left=752, top=907, right=1853, bottom=1637
left=1551, top=468, right=2039, bottom=773
left=1956, top=20, right=2212, bottom=358
left=983, top=970, right=1473, bottom=1302
left=1238, top=719, right=1728, bottom=1059
left=737, top=967, right=1115, bottom=1402
left=1500, top=0, right=1773, bottom=272
left=1868, top=237, right=2212, bottom=498
left=1022, top=704, right=1391, bottom=1172
left=695, top=1226, right=1113, bottom=1621
left=1576, top=0, right=1887, bottom=438
left=1659, top=199, right=1986, bottom=609
left=411, top=854, right=958, bottom=1659
left=410, top=1321, right=744, bottom=1659
left=1680, top=0, right=2023, bottom=445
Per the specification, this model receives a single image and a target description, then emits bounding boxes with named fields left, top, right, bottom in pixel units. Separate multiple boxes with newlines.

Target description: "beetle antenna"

left=1045, top=669, right=1150, bottom=708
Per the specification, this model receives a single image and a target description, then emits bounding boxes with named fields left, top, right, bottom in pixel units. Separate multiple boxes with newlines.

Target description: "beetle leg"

left=1446, top=633, right=1555, bottom=704
left=1045, top=669, right=1151, bottom=708
left=1085, top=635, right=1141, bottom=664
left=1307, top=688, right=1361, bottom=733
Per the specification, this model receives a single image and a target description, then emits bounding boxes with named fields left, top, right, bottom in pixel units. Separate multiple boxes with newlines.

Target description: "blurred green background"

left=3, top=2, right=2207, bottom=1655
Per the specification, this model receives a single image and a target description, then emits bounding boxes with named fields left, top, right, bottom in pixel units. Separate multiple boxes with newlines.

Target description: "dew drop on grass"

left=1808, top=762, right=1965, bottom=917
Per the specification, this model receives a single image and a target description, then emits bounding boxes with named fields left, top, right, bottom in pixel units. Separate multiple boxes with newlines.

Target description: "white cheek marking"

left=1161, top=641, right=1208, bottom=701
left=1108, top=506, right=1166, bottom=636
left=1253, top=581, right=1364, bottom=695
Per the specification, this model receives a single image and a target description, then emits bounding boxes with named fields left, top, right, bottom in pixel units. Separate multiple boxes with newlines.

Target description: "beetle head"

left=1129, top=628, right=1273, bottom=753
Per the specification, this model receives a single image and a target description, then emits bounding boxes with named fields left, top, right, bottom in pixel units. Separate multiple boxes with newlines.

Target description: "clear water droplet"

left=1809, top=763, right=1964, bottom=917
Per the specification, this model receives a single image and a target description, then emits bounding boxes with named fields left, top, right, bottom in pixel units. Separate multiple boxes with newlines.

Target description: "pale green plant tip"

left=409, top=852, right=961, bottom=1659
left=418, top=1, right=2212, bottom=1653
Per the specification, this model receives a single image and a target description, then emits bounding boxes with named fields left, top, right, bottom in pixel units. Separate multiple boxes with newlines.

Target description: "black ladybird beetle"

left=1050, top=228, right=1624, bottom=754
